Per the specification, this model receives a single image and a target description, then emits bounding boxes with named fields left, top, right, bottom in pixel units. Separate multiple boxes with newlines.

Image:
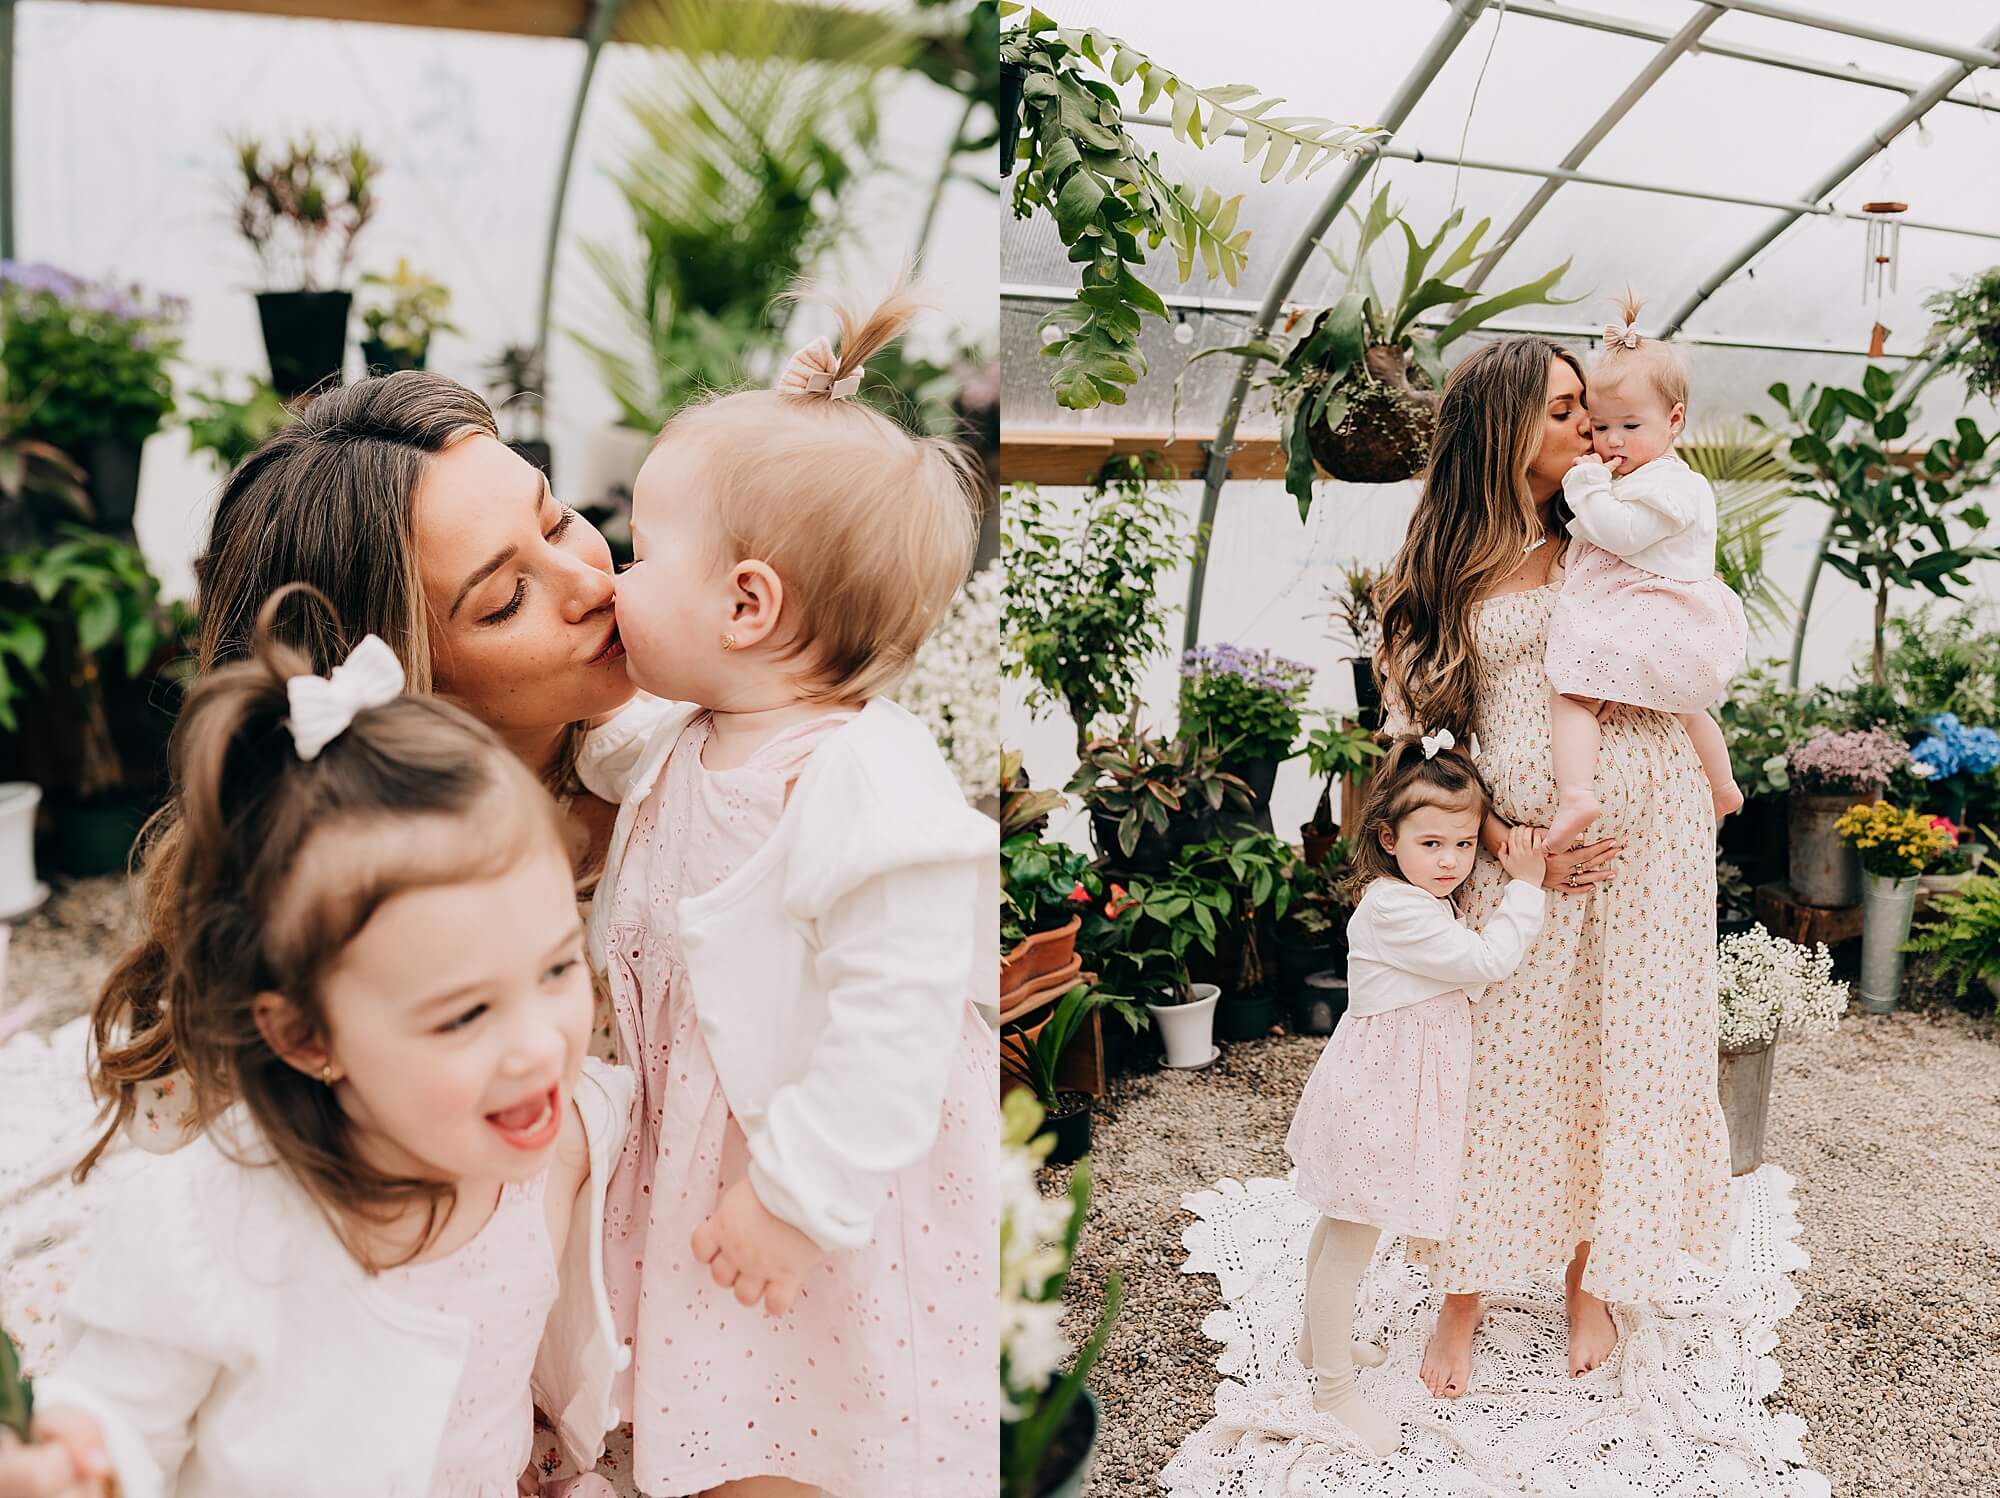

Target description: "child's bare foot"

left=1546, top=792, right=1601, bottom=855
left=1419, top=1292, right=1481, bottom=1398
left=1564, top=1258, right=1619, bottom=1376
left=1713, top=780, right=1744, bottom=826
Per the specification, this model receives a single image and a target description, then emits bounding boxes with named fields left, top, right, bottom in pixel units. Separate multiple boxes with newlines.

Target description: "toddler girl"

left=1545, top=291, right=1748, bottom=852
left=1284, top=734, right=1548, bottom=1454
left=579, top=288, right=998, bottom=1497
left=0, top=587, right=631, bottom=1498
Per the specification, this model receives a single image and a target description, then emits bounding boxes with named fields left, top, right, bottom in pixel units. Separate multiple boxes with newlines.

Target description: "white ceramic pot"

left=1147, top=982, right=1220, bottom=1068
left=0, top=783, right=43, bottom=920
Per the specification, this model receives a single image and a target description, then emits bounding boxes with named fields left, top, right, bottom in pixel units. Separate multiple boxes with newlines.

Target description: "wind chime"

left=1861, top=197, right=1907, bottom=358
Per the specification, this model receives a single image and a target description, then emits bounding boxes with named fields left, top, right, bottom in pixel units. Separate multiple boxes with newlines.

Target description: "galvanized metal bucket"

left=1717, top=1037, right=1777, bottom=1177
left=1858, top=873, right=1920, bottom=1014
left=1788, top=792, right=1867, bottom=908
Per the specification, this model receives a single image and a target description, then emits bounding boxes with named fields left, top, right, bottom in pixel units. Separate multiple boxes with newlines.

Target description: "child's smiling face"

left=1588, top=378, right=1683, bottom=475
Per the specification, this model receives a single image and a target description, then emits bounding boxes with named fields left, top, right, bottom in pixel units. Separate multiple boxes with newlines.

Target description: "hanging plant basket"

left=1303, top=343, right=1440, bottom=485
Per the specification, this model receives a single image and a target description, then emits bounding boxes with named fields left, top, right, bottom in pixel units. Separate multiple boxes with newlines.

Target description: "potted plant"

left=357, top=259, right=455, bottom=374
left=1001, top=12, right=1377, bottom=408
left=1001, top=831, right=1097, bottom=1013
left=1297, top=712, right=1382, bottom=865
left=183, top=376, right=295, bottom=476
left=1836, top=800, right=1953, bottom=1014
left=1002, top=462, right=1191, bottom=755
left=1177, top=832, right=1298, bottom=1040
left=0, top=263, right=183, bottom=538
left=1201, top=189, right=1572, bottom=508
left=1907, top=872, right=2000, bottom=1012
left=1067, top=725, right=1251, bottom=874
left=487, top=344, right=553, bottom=482
left=1784, top=727, right=1910, bottom=907
left=1716, top=660, right=1837, bottom=887
left=1000, top=1090, right=1120, bottom=1498
left=1715, top=924, right=1848, bottom=1175
left=1002, top=982, right=1102, bottom=1167
left=1908, top=713, right=2000, bottom=827
left=1176, top=643, right=1312, bottom=828
left=231, top=132, right=379, bottom=397
left=1326, top=561, right=1384, bottom=728
left=1273, top=844, right=1350, bottom=1035
left=1119, top=868, right=1228, bottom=1067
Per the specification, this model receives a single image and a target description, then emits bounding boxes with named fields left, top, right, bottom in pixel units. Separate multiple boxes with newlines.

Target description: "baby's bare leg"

left=1678, top=711, right=1743, bottom=825
left=1548, top=690, right=1604, bottom=852
left=703, top=1478, right=820, bottom=1497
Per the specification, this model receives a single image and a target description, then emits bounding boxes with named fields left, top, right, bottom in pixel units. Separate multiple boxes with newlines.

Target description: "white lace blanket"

left=1160, top=1167, right=1829, bottom=1498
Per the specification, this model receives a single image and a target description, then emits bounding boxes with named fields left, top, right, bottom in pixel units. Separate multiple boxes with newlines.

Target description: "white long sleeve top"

left=1342, top=876, right=1549, bottom=1016
left=1560, top=452, right=1718, bottom=583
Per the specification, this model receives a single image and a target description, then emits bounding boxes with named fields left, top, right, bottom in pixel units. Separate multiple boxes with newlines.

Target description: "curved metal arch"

left=533, top=0, right=624, bottom=375
left=1183, top=0, right=1493, bottom=652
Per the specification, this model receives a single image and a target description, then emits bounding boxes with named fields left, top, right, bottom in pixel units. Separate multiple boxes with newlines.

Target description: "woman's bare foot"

left=1564, top=1252, right=1619, bottom=1376
left=1546, top=792, right=1601, bottom=854
left=1419, top=1292, right=1481, bottom=1398
left=1713, top=779, right=1745, bottom=825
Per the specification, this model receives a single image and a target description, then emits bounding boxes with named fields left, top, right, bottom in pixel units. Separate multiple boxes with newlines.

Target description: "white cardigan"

left=578, top=696, right=998, bottom=1253
left=1343, top=877, right=1549, bottom=1016
left=37, top=1060, right=635, bottom=1498
left=1560, top=452, right=1717, bottom=583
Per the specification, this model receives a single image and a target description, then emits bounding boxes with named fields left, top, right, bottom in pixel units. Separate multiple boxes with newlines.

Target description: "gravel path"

left=1049, top=980, right=2000, bottom=1498
left=3, top=877, right=141, bottom=1038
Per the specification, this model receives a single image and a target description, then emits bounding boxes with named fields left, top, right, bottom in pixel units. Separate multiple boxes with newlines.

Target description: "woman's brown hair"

left=86, top=585, right=564, bottom=1264
left=81, top=371, right=579, bottom=1174
left=1373, top=337, right=1585, bottom=737
left=1343, top=735, right=1492, bottom=903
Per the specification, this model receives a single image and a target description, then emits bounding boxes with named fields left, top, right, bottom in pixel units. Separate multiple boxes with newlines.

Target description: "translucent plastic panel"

left=1703, top=1, right=2000, bottom=78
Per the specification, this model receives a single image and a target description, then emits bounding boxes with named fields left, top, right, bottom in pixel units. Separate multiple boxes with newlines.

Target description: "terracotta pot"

left=1001, top=914, right=1081, bottom=995
left=1301, top=823, right=1342, bottom=870
left=998, top=953, right=1083, bottom=1026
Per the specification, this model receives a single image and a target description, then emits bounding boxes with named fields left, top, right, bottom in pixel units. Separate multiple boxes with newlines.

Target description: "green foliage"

left=0, top=375, right=90, bottom=549
left=359, top=259, right=457, bottom=360
left=1755, top=374, right=2000, bottom=685
left=1715, top=659, right=1913, bottom=801
left=1679, top=420, right=1794, bottom=634
left=1001, top=6, right=1378, bottom=409
left=1002, top=461, right=1197, bottom=754
left=183, top=376, right=295, bottom=476
left=1114, top=832, right=1297, bottom=995
left=1002, top=981, right=1100, bottom=1106
left=1907, top=874, right=2000, bottom=1006
left=576, top=0, right=894, bottom=431
left=1881, top=604, right=2000, bottom=726
left=1299, top=711, right=1383, bottom=832
left=1064, top=727, right=1251, bottom=858
left=1176, top=644, right=1313, bottom=764
left=1325, top=560, right=1382, bottom=656
left=230, top=132, right=378, bottom=290
left=1923, top=265, right=2000, bottom=402
left=1001, top=830, right=1100, bottom=946
left=0, top=265, right=182, bottom=450
left=0, top=1321, right=29, bottom=1442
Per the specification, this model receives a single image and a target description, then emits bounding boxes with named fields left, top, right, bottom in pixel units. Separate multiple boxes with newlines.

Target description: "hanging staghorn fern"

left=1002, top=4, right=1381, bottom=410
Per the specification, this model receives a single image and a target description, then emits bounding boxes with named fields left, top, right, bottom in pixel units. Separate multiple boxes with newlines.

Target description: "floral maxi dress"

left=1405, top=582, right=1733, bottom=1303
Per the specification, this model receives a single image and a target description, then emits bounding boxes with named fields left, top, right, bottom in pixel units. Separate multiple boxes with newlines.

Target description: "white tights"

left=1297, top=1216, right=1401, bottom=1457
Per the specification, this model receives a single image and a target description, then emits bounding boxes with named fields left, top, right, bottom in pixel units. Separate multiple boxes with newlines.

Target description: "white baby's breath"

left=1716, top=924, right=1849, bottom=1049
left=898, top=559, right=1000, bottom=801
left=1000, top=1106, right=1079, bottom=1418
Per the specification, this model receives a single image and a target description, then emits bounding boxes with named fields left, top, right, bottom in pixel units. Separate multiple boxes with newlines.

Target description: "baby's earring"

left=721, top=632, right=738, bottom=651
left=320, top=1063, right=339, bottom=1086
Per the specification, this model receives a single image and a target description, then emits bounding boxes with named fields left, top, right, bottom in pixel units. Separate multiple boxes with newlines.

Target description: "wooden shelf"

left=1000, top=428, right=1286, bottom=487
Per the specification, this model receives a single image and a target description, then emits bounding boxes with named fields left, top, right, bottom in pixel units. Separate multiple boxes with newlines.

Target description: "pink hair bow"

left=1603, top=322, right=1642, bottom=350
left=776, top=336, right=862, bottom=401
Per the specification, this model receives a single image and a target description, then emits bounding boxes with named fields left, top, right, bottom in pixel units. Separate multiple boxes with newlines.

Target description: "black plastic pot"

left=1033, top=1387, right=1101, bottom=1498
left=1039, top=1093, right=1093, bottom=1167
left=1293, top=970, right=1347, bottom=1035
left=256, top=290, right=352, bottom=399
left=509, top=439, right=555, bottom=486
left=1215, top=988, right=1280, bottom=1042
left=1349, top=657, right=1381, bottom=731
left=1273, top=933, right=1332, bottom=990
left=999, top=61, right=1026, bottom=177
left=77, top=434, right=143, bottom=537
left=359, top=337, right=426, bottom=375
left=1089, top=809, right=1175, bottom=877
left=47, top=792, right=152, bottom=878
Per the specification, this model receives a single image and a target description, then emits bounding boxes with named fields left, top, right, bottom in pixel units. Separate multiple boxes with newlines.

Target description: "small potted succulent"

left=1906, top=873, right=2000, bottom=1012
left=1297, top=712, right=1383, bottom=866
left=0, top=262, right=183, bottom=537
left=1715, top=924, right=1848, bottom=1174
left=1000, top=1092, right=1119, bottom=1498
left=1177, top=643, right=1313, bottom=829
left=358, top=259, right=456, bottom=374
left=1784, top=727, right=1910, bottom=907
left=231, top=132, right=378, bottom=397
left=1836, top=800, right=1954, bottom=1013
left=1002, top=982, right=1102, bottom=1167
left=1066, top=725, right=1251, bottom=875
left=487, top=343, right=553, bottom=482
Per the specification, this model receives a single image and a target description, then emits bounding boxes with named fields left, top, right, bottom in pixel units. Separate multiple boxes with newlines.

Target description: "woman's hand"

left=0, top=1409, right=114, bottom=1497
left=1542, top=835, right=1621, bottom=895
left=1496, top=826, right=1548, bottom=888
left=690, top=1179, right=822, bottom=1317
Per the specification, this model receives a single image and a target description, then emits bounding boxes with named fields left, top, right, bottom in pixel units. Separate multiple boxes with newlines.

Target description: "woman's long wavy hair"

left=1373, top=337, right=1585, bottom=739
left=80, top=372, right=588, bottom=1176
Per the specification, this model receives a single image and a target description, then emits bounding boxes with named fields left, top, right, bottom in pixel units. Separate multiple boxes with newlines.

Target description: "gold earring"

left=320, top=1063, right=337, bottom=1086
left=721, top=632, right=738, bottom=651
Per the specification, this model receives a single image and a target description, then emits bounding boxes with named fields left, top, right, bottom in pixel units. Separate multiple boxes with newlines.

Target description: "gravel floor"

left=1047, top=977, right=2000, bottom=1498
left=3, top=876, right=142, bottom=1037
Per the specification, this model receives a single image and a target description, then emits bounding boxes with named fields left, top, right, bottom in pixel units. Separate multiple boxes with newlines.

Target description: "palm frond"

left=1681, top=420, right=1795, bottom=635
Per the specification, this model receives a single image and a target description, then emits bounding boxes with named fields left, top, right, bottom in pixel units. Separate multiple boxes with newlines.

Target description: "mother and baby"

left=1283, top=300, right=1744, bottom=1455
left=0, top=291, right=998, bottom=1497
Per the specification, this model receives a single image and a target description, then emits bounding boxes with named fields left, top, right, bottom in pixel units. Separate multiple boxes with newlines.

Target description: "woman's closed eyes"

left=478, top=507, right=580, bottom=625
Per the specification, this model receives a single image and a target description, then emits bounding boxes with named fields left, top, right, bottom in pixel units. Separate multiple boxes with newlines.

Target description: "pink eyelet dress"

left=599, top=712, right=998, bottom=1498
left=377, top=1175, right=560, bottom=1497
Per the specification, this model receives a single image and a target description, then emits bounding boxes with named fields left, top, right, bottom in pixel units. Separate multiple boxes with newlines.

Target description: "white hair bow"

left=775, top=336, right=862, bottom=401
left=286, top=634, right=404, bottom=762
left=1420, top=727, right=1455, bottom=760
left=1603, top=321, right=1642, bottom=350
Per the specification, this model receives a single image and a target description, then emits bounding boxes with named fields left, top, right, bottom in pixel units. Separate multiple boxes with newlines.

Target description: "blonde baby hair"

left=655, top=283, right=981, bottom=702
left=1596, top=288, right=1690, bottom=412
